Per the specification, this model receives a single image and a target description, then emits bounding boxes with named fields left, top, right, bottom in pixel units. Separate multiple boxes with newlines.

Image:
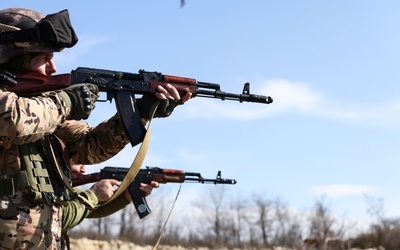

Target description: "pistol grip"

left=128, top=181, right=151, bottom=219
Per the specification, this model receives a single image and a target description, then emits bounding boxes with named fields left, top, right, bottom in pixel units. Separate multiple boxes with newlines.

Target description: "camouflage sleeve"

left=87, top=193, right=130, bottom=218
left=55, top=113, right=130, bottom=164
left=61, top=188, right=99, bottom=232
left=62, top=188, right=129, bottom=231
left=0, top=90, right=71, bottom=148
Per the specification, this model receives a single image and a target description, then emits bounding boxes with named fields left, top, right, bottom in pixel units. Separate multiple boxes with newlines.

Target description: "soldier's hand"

left=140, top=181, right=159, bottom=197
left=61, top=83, right=99, bottom=120
left=90, top=179, right=120, bottom=202
left=123, top=181, right=159, bottom=202
left=136, top=84, right=192, bottom=119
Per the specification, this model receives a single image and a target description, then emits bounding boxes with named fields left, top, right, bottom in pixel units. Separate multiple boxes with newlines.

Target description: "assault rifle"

left=71, top=166, right=237, bottom=219
left=3, top=67, right=273, bottom=146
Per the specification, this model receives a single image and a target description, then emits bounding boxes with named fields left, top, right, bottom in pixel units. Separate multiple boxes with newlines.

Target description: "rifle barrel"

left=196, top=89, right=272, bottom=104
left=184, top=177, right=237, bottom=184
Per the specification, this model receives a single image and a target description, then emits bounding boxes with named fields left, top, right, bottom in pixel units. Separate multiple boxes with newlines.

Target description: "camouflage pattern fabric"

left=0, top=190, right=62, bottom=249
left=0, top=88, right=129, bottom=167
left=55, top=114, right=130, bottom=164
left=0, top=87, right=131, bottom=249
left=0, top=8, right=44, bottom=29
left=0, top=90, right=71, bottom=149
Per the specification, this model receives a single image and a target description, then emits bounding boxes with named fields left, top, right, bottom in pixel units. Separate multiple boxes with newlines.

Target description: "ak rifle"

left=71, top=166, right=237, bottom=218
left=3, top=67, right=273, bottom=146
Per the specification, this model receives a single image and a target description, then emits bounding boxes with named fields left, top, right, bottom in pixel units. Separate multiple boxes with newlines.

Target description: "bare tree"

left=307, top=198, right=336, bottom=243
left=254, top=194, right=273, bottom=247
left=354, top=195, right=400, bottom=249
left=119, top=207, right=128, bottom=236
left=89, top=215, right=115, bottom=240
left=244, top=214, right=260, bottom=249
left=193, top=186, right=229, bottom=248
left=228, top=194, right=249, bottom=248
left=118, top=205, right=148, bottom=243
left=272, top=197, right=303, bottom=248
left=210, top=186, right=226, bottom=248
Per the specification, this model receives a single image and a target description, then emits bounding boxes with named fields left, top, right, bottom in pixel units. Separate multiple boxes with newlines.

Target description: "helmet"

left=0, top=8, right=78, bottom=64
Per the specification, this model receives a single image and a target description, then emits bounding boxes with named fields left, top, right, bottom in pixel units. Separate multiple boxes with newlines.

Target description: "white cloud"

left=263, top=79, right=324, bottom=114
left=172, top=79, right=324, bottom=120
left=264, top=79, right=400, bottom=127
left=176, top=78, right=400, bottom=127
left=310, top=184, right=378, bottom=198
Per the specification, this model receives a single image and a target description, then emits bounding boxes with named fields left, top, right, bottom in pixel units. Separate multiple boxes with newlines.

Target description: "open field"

left=69, top=238, right=385, bottom=250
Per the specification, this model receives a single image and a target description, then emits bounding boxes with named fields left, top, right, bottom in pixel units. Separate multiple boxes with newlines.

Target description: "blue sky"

left=3, top=1, right=400, bottom=229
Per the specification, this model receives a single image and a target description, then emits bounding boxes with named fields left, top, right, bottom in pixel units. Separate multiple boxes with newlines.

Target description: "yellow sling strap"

left=96, top=101, right=159, bottom=208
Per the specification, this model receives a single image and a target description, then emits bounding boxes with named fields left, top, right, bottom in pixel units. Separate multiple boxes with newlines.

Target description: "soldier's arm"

left=55, top=113, right=130, bottom=164
left=0, top=90, right=70, bottom=148
left=61, top=188, right=130, bottom=232
left=61, top=188, right=99, bottom=232
left=86, top=193, right=130, bottom=218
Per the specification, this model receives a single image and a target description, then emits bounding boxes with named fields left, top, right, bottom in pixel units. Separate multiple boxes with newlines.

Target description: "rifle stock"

left=71, top=166, right=237, bottom=219
left=71, top=172, right=101, bottom=186
left=5, top=69, right=70, bottom=95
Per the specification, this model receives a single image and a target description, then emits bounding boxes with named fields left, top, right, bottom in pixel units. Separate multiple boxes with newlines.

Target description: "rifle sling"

left=43, top=136, right=96, bottom=209
left=96, top=100, right=159, bottom=208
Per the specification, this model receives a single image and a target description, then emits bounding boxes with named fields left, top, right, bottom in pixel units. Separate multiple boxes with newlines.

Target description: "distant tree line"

left=69, top=186, right=400, bottom=249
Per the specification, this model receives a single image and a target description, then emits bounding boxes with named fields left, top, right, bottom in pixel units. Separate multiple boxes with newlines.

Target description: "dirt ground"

left=68, top=238, right=292, bottom=250
left=69, top=238, right=385, bottom=250
left=69, top=238, right=204, bottom=250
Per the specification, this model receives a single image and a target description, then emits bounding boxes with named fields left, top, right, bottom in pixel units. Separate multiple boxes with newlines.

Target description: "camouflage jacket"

left=0, top=89, right=131, bottom=249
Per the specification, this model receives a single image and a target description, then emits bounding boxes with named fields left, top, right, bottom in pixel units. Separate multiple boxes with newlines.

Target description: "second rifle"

left=72, top=166, right=237, bottom=218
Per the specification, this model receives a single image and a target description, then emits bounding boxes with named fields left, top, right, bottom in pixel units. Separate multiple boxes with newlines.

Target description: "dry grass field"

left=69, top=237, right=385, bottom=250
left=69, top=238, right=300, bottom=250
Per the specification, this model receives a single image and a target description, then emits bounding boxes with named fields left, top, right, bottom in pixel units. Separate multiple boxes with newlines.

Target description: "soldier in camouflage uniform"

left=0, top=8, right=191, bottom=250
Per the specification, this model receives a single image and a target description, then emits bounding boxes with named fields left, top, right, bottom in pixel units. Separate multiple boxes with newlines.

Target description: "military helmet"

left=0, top=8, right=78, bottom=64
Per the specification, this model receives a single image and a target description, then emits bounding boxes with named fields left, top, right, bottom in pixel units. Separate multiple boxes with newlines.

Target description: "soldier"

left=0, top=8, right=191, bottom=249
